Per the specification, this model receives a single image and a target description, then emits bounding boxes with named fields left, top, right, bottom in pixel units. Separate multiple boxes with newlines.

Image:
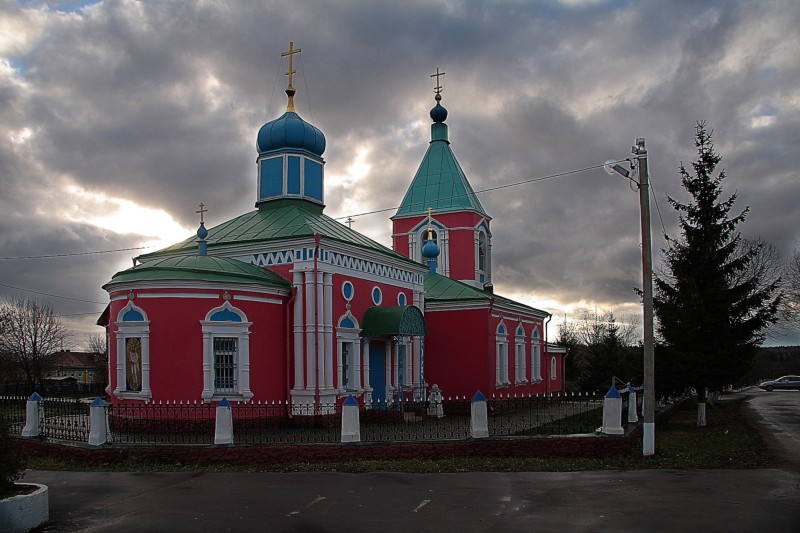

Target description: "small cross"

left=345, top=216, right=355, bottom=229
left=196, top=202, right=207, bottom=224
left=430, top=67, right=445, bottom=96
left=426, top=207, right=435, bottom=239
left=281, top=41, right=302, bottom=90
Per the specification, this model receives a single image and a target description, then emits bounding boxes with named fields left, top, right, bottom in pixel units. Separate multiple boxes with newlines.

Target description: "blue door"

left=369, top=344, right=386, bottom=406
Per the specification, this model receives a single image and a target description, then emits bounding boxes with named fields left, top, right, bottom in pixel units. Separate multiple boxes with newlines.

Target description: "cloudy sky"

left=1, top=0, right=798, bottom=348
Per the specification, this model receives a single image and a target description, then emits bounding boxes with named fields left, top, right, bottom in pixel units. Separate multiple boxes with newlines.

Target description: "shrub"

left=0, top=418, right=25, bottom=496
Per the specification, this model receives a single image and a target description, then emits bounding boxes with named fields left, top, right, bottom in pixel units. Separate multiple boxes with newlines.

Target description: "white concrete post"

left=21, top=392, right=42, bottom=437
left=627, top=384, right=639, bottom=424
left=214, top=398, right=233, bottom=445
left=341, top=395, right=361, bottom=443
left=427, top=384, right=444, bottom=418
left=470, top=390, right=489, bottom=439
left=600, top=386, right=624, bottom=435
left=88, top=397, right=109, bottom=446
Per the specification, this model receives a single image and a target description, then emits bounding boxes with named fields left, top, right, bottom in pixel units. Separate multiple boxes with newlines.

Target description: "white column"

left=362, top=341, right=371, bottom=400
left=600, top=387, right=624, bottom=435
left=292, top=271, right=304, bottom=390
left=115, top=334, right=125, bottom=395
left=323, top=272, right=334, bottom=390
left=304, top=270, right=316, bottom=389
left=240, top=330, right=252, bottom=400
left=141, top=333, right=151, bottom=397
left=202, top=332, right=213, bottom=399
left=316, top=269, right=325, bottom=393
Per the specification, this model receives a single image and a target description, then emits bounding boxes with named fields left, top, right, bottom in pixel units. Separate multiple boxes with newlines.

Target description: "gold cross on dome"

left=430, top=67, right=445, bottom=96
left=426, top=207, right=435, bottom=239
left=196, top=202, right=207, bottom=224
left=281, top=41, right=302, bottom=89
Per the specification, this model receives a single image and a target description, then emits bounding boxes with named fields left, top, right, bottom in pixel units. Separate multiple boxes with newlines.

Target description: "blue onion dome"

left=256, top=112, right=326, bottom=156
left=430, top=101, right=448, bottom=124
left=196, top=222, right=208, bottom=240
left=421, top=238, right=441, bottom=259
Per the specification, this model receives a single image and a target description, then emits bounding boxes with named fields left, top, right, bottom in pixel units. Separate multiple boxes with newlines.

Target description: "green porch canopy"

left=361, top=305, right=427, bottom=337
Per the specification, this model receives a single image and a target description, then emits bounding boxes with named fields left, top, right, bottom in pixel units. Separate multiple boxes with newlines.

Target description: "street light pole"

left=633, top=138, right=655, bottom=456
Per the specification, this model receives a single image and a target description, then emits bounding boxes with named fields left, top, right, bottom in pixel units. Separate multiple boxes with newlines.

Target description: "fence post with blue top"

left=341, top=395, right=361, bottom=443
left=600, top=386, right=624, bottom=435
left=470, top=390, right=489, bottom=438
left=21, top=392, right=42, bottom=437
left=88, top=397, right=109, bottom=446
left=214, top=398, right=233, bottom=445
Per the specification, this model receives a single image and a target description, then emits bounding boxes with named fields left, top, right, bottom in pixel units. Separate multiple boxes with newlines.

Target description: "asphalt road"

left=22, top=389, right=800, bottom=533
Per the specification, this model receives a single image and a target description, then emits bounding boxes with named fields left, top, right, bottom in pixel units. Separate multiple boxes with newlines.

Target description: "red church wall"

left=423, top=307, right=491, bottom=398
left=107, top=288, right=288, bottom=404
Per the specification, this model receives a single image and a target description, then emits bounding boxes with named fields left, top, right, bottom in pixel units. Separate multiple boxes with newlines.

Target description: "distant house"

left=48, top=350, right=105, bottom=388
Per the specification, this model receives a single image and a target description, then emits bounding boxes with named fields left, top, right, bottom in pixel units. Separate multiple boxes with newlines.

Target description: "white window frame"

left=551, top=356, right=558, bottom=380
left=201, top=302, right=252, bottom=402
left=337, top=312, right=362, bottom=395
left=496, top=322, right=509, bottom=387
left=113, top=300, right=152, bottom=402
left=515, top=324, right=527, bottom=385
left=532, top=328, right=542, bottom=382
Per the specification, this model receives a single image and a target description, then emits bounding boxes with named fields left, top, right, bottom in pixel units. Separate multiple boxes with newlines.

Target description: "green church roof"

left=424, top=272, right=549, bottom=318
left=393, top=113, right=487, bottom=219
left=138, top=200, right=417, bottom=266
left=104, top=255, right=291, bottom=289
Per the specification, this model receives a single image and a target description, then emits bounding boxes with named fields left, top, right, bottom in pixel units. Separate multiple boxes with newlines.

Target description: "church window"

left=532, top=328, right=542, bottom=382
left=496, top=323, right=509, bottom=387
left=114, top=301, right=151, bottom=401
left=372, top=286, right=383, bottom=306
left=551, top=356, right=558, bottom=380
left=213, top=337, right=238, bottom=394
left=397, top=292, right=407, bottom=306
left=515, top=325, right=527, bottom=384
left=342, top=281, right=354, bottom=301
left=201, top=302, right=252, bottom=402
left=337, top=312, right=361, bottom=393
left=478, top=231, right=487, bottom=272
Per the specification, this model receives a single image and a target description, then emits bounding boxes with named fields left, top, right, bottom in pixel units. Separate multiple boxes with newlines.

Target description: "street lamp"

left=607, top=138, right=655, bottom=456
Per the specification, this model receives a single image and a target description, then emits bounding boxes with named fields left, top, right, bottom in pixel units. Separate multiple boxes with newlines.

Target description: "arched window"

left=515, top=324, right=527, bottom=385
left=478, top=231, right=487, bottom=272
left=337, top=312, right=361, bottom=393
left=551, top=356, right=558, bottom=380
left=496, top=322, right=509, bottom=387
left=201, top=302, right=252, bottom=401
left=531, top=328, right=542, bottom=382
left=114, top=300, right=151, bottom=401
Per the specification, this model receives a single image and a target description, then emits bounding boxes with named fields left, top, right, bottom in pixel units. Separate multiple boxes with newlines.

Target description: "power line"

left=0, top=246, right=152, bottom=261
left=0, top=282, right=107, bottom=305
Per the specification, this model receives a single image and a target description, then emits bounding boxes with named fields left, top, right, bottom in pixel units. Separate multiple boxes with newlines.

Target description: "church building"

left=99, top=44, right=566, bottom=412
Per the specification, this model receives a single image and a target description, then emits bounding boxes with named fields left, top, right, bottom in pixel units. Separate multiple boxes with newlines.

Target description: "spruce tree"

left=653, top=122, right=780, bottom=424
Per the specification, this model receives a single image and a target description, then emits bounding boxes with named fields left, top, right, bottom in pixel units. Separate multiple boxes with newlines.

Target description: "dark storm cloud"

left=1, top=0, right=798, bottom=344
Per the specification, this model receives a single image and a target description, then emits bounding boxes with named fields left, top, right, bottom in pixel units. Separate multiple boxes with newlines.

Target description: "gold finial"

left=430, top=67, right=445, bottom=102
left=281, top=41, right=302, bottom=112
left=426, top=207, right=434, bottom=240
left=196, top=202, right=207, bottom=224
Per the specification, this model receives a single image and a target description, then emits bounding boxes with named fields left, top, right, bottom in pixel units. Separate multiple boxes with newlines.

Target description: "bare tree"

left=0, top=297, right=73, bottom=390
left=781, top=248, right=800, bottom=330
left=86, top=332, right=108, bottom=377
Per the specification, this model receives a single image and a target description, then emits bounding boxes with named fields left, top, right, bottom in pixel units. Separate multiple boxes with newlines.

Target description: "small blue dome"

left=421, top=238, right=441, bottom=259
left=430, top=103, right=448, bottom=124
left=257, top=112, right=326, bottom=156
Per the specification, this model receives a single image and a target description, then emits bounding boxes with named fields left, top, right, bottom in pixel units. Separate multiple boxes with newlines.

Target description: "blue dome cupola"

left=255, top=41, right=327, bottom=210
left=421, top=208, right=441, bottom=274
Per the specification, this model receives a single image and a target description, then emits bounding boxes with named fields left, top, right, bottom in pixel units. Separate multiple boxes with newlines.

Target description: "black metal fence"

left=4, top=391, right=639, bottom=446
